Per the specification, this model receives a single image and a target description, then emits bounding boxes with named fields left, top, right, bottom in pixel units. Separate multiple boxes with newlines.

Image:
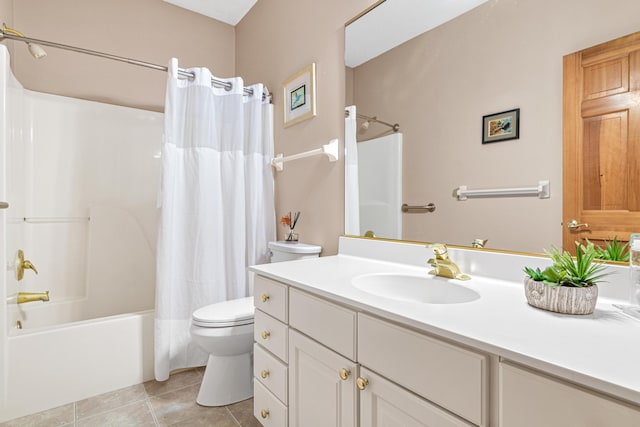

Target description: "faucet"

left=17, top=291, right=50, bottom=304
left=471, top=239, right=488, bottom=249
left=426, top=244, right=470, bottom=281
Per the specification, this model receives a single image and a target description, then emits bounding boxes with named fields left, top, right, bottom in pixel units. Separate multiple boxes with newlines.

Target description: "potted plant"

left=589, top=236, right=629, bottom=262
left=523, top=241, right=609, bottom=315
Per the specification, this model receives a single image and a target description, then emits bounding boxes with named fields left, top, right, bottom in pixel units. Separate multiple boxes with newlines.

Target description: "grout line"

left=73, top=402, right=77, bottom=426
left=225, top=407, right=242, bottom=427
left=146, top=397, right=161, bottom=427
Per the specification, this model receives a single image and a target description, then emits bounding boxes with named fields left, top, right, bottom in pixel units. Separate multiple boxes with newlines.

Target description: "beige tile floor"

left=0, top=368, right=262, bottom=427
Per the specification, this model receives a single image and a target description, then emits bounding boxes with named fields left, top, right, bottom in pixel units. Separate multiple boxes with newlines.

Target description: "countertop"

left=250, top=252, right=640, bottom=406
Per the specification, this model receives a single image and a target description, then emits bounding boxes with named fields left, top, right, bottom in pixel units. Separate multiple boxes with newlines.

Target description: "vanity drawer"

left=255, top=310, right=288, bottom=362
left=289, top=288, right=356, bottom=360
left=254, top=380, right=288, bottom=427
left=254, top=343, right=288, bottom=404
left=358, top=313, right=488, bottom=426
left=254, top=275, right=288, bottom=322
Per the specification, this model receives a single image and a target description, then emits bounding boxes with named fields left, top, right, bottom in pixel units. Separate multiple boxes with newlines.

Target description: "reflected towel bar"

left=271, top=139, right=339, bottom=172
left=456, top=180, right=550, bottom=200
left=401, top=203, right=436, bottom=213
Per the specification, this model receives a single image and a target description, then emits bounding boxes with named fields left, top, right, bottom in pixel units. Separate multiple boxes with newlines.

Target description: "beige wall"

left=236, top=0, right=376, bottom=255
left=3, top=0, right=234, bottom=111
left=349, top=0, right=640, bottom=253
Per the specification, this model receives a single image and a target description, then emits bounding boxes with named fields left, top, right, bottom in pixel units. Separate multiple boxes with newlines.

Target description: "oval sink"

left=351, top=273, right=480, bottom=304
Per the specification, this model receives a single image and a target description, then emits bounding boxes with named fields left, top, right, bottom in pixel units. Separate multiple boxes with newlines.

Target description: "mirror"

left=345, top=0, right=632, bottom=254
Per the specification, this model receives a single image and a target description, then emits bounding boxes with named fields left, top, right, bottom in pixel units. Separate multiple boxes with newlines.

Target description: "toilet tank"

left=268, top=241, right=322, bottom=263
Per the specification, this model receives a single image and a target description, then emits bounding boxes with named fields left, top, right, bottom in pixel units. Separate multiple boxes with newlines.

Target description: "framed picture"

left=282, top=63, right=316, bottom=127
left=482, top=108, right=520, bottom=144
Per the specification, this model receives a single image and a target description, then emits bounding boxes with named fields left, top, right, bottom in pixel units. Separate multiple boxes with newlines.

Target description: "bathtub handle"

left=16, top=250, right=38, bottom=281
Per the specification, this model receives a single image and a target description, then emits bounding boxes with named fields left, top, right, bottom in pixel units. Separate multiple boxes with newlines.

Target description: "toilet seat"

left=192, top=296, right=254, bottom=328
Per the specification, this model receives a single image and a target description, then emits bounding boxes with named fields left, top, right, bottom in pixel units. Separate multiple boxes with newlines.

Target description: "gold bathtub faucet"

left=17, top=291, right=50, bottom=304
left=426, top=243, right=471, bottom=281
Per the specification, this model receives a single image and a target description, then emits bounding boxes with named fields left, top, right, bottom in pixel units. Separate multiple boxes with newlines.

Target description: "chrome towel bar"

left=401, top=203, right=436, bottom=213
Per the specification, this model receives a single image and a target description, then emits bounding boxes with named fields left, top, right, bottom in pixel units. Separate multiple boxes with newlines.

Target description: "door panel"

left=563, top=31, right=640, bottom=252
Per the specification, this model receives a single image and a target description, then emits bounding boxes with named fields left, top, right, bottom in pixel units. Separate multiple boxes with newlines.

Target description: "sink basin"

left=351, top=273, right=480, bottom=304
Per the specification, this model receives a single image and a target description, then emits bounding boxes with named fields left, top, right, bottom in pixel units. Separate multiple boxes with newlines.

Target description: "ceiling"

left=345, top=0, right=489, bottom=68
left=163, top=0, right=258, bottom=26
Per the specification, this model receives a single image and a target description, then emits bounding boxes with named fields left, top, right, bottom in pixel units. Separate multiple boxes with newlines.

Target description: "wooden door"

left=563, top=32, right=640, bottom=252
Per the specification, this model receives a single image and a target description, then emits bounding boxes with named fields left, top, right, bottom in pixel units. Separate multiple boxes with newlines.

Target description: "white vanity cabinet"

left=288, top=288, right=358, bottom=427
left=358, top=313, right=488, bottom=426
left=499, top=361, right=640, bottom=426
left=253, top=276, right=290, bottom=426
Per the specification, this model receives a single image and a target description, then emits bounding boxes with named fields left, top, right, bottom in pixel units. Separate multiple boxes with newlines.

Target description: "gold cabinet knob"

left=261, top=330, right=270, bottom=340
left=356, top=377, right=369, bottom=390
left=339, top=368, right=351, bottom=381
left=260, top=294, right=270, bottom=303
left=16, top=250, right=38, bottom=281
left=261, top=369, right=270, bottom=379
left=260, top=409, right=269, bottom=419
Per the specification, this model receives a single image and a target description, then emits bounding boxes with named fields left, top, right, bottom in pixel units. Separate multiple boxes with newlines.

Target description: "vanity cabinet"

left=499, top=361, right=640, bottom=426
left=358, top=313, right=488, bottom=426
left=253, top=276, right=290, bottom=426
left=359, top=367, right=474, bottom=427
left=288, top=329, right=358, bottom=426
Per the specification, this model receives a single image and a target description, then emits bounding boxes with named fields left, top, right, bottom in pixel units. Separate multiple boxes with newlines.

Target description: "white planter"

left=524, top=277, right=598, bottom=315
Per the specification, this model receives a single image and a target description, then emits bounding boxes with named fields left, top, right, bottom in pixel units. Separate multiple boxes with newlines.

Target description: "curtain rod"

left=0, top=29, right=269, bottom=101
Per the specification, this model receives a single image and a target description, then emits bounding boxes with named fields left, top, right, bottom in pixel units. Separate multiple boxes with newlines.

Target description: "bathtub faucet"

left=17, top=291, right=50, bottom=304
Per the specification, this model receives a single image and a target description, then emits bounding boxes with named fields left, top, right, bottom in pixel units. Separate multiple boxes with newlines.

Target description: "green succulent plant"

left=524, top=241, right=609, bottom=288
left=587, top=237, right=629, bottom=262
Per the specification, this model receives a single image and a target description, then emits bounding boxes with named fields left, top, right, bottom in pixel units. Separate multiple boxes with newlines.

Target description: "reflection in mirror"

left=345, top=0, right=640, bottom=254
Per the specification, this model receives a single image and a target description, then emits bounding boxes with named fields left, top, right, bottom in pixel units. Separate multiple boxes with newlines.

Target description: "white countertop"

left=250, top=239, right=640, bottom=406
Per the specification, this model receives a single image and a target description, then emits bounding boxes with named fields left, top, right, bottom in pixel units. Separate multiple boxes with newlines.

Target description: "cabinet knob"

left=261, top=330, right=270, bottom=340
left=356, top=377, right=369, bottom=390
left=339, top=368, right=351, bottom=381
left=261, top=369, right=270, bottom=379
left=261, top=294, right=270, bottom=303
left=260, top=409, right=269, bottom=419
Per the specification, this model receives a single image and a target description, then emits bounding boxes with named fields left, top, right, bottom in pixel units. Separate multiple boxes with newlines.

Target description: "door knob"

left=567, top=219, right=589, bottom=231
left=261, top=330, right=270, bottom=340
left=16, top=250, right=38, bottom=281
left=356, top=377, right=369, bottom=390
left=261, top=369, right=270, bottom=379
left=260, top=294, right=270, bottom=303
left=260, top=409, right=269, bottom=419
left=339, top=368, right=351, bottom=380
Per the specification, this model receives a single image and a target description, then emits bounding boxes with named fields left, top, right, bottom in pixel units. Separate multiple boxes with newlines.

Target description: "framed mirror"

left=344, top=0, right=640, bottom=254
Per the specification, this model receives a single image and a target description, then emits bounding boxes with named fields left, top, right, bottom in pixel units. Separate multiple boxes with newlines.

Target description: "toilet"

left=190, top=240, right=321, bottom=406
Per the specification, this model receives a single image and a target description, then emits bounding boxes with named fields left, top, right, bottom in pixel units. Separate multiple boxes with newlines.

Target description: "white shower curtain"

left=344, top=105, right=360, bottom=235
left=155, top=58, right=275, bottom=381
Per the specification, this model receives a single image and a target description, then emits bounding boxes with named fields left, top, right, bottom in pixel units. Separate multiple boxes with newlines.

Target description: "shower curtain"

left=155, top=58, right=275, bottom=381
left=344, top=105, right=360, bottom=235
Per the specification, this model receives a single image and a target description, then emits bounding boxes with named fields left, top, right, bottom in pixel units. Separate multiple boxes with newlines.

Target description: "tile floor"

left=0, top=368, right=262, bottom=427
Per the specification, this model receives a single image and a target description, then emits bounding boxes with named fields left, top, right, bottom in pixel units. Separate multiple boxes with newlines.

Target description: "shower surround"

left=0, top=45, right=161, bottom=421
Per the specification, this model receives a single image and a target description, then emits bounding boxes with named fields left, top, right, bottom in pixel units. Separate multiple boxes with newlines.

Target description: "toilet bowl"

left=190, top=296, right=254, bottom=406
left=190, top=241, right=321, bottom=407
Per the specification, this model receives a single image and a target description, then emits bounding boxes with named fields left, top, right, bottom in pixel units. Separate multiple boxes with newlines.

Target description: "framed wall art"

left=482, top=108, right=520, bottom=144
left=282, top=63, right=316, bottom=128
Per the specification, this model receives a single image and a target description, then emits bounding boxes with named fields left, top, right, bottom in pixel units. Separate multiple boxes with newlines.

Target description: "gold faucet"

left=17, top=291, right=50, bottom=304
left=426, top=244, right=470, bottom=281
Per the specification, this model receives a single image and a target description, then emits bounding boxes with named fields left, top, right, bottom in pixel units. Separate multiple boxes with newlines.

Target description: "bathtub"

left=2, top=309, right=154, bottom=422
left=0, top=57, right=162, bottom=422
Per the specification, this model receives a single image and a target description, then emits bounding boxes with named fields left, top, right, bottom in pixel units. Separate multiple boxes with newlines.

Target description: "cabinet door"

left=500, top=361, right=640, bottom=427
left=288, top=330, right=357, bottom=427
left=359, top=368, right=474, bottom=427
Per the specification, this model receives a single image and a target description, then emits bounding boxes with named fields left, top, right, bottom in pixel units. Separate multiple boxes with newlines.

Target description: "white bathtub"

left=2, top=309, right=154, bottom=422
left=0, top=68, right=161, bottom=422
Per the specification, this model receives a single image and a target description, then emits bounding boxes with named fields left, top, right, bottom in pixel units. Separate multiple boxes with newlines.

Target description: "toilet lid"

left=192, top=296, right=254, bottom=327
